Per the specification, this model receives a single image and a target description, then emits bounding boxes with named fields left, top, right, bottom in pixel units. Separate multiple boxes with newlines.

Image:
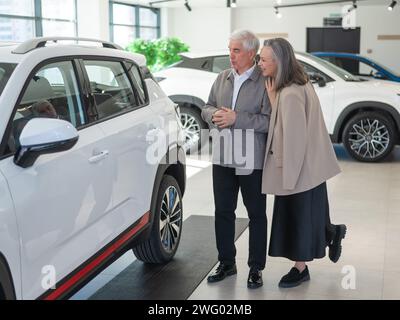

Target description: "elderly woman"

left=258, top=38, right=347, bottom=288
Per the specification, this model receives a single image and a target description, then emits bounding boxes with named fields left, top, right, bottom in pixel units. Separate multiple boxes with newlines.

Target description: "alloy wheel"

left=159, top=186, right=182, bottom=253
left=348, top=118, right=390, bottom=160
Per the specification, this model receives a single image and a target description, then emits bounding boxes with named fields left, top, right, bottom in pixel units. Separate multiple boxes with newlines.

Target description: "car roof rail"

left=12, top=37, right=123, bottom=54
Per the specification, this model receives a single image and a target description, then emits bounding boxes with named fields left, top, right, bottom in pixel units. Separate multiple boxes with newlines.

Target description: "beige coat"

left=262, top=82, right=341, bottom=195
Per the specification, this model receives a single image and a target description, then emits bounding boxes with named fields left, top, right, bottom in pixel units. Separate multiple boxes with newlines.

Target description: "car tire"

left=342, top=111, right=396, bottom=162
left=179, top=105, right=207, bottom=154
left=133, top=175, right=183, bottom=263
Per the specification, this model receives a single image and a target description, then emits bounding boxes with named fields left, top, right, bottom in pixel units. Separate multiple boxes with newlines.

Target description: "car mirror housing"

left=309, top=72, right=326, bottom=87
left=14, top=118, right=79, bottom=168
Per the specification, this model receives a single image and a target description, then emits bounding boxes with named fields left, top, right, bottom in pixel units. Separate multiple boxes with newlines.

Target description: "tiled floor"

left=71, top=145, right=400, bottom=300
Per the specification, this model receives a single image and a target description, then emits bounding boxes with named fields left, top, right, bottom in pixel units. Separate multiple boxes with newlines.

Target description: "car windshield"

left=363, top=57, right=400, bottom=77
left=298, top=52, right=361, bottom=82
left=0, top=63, right=17, bottom=97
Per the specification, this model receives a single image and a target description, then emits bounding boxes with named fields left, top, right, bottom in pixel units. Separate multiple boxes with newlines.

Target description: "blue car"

left=312, top=52, right=400, bottom=82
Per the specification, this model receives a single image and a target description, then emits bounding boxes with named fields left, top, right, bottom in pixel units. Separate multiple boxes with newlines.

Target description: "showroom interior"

left=1, top=0, right=400, bottom=300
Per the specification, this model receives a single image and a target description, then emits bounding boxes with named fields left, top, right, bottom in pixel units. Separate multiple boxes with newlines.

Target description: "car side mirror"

left=14, top=118, right=79, bottom=168
left=309, top=73, right=326, bottom=87
left=373, top=71, right=385, bottom=79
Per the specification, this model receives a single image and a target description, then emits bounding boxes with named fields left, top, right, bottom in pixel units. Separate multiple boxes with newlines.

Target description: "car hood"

left=351, top=78, right=400, bottom=94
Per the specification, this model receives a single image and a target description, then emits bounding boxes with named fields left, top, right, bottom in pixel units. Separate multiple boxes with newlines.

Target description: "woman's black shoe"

left=207, top=262, right=237, bottom=283
left=279, top=266, right=310, bottom=288
left=329, top=224, right=347, bottom=263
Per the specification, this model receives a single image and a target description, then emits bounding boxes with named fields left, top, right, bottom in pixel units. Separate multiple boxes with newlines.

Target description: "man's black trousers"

left=212, top=165, right=267, bottom=270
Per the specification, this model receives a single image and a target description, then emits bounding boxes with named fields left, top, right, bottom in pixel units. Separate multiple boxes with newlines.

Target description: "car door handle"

left=88, top=150, right=109, bottom=164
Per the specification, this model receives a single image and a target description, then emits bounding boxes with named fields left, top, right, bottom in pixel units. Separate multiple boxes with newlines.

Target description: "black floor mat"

left=89, top=215, right=249, bottom=300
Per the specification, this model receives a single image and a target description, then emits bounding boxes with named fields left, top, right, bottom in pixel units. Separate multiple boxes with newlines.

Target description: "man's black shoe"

left=247, top=268, right=263, bottom=289
left=328, top=224, right=347, bottom=263
left=279, top=266, right=310, bottom=288
left=207, top=262, right=237, bottom=283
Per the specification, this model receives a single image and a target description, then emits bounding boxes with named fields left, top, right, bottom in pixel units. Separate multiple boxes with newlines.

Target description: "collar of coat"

left=226, top=64, right=262, bottom=82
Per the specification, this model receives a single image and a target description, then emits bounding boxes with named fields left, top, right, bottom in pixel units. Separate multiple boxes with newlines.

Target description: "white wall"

left=166, top=8, right=231, bottom=52
left=164, top=5, right=400, bottom=73
left=77, top=0, right=109, bottom=41
left=232, top=5, right=400, bottom=73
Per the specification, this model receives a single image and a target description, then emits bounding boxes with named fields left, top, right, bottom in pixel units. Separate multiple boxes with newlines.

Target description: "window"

left=213, top=56, right=231, bottom=73
left=8, top=61, right=85, bottom=154
left=83, top=60, right=139, bottom=120
left=333, top=57, right=359, bottom=75
left=300, top=62, right=332, bottom=83
left=127, top=62, right=147, bottom=105
left=358, top=60, right=387, bottom=79
left=110, top=1, right=160, bottom=48
left=0, top=63, right=17, bottom=97
left=0, top=0, right=77, bottom=41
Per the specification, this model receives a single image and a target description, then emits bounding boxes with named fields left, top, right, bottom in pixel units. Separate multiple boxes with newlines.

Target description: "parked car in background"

left=0, top=37, right=186, bottom=300
left=155, top=51, right=400, bottom=162
left=312, top=52, right=400, bottom=82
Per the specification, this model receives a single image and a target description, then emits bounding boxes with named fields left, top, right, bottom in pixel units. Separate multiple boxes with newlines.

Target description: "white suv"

left=155, top=51, right=400, bottom=162
left=0, top=37, right=186, bottom=300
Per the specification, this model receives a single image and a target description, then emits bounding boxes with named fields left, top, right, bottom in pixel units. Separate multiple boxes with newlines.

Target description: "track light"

left=347, top=0, right=357, bottom=12
left=388, top=0, right=397, bottom=11
left=274, top=7, right=282, bottom=18
left=227, top=0, right=237, bottom=8
left=184, top=0, right=191, bottom=11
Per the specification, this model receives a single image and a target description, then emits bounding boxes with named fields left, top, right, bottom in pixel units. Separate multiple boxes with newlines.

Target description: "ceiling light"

left=274, top=7, right=282, bottom=18
left=347, top=0, right=357, bottom=12
left=388, top=0, right=397, bottom=10
left=184, top=0, right=191, bottom=11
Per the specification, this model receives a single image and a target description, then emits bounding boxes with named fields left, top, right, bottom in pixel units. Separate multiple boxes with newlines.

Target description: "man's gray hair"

left=229, top=30, right=260, bottom=54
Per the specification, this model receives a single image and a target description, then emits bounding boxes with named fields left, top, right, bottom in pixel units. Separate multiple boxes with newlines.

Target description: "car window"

left=298, top=53, right=359, bottom=82
left=0, top=63, right=17, bottom=97
left=177, top=57, right=212, bottom=72
left=300, top=61, right=331, bottom=83
left=83, top=60, right=138, bottom=120
left=333, top=57, right=360, bottom=75
left=212, top=56, right=231, bottom=73
left=359, top=61, right=387, bottom=79
left=126, top=62, right=148, bottom=105
left=6, top=60, right=86, bottom=154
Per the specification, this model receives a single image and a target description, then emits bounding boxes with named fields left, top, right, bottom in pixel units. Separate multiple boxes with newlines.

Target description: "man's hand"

left=212, top=107, right=237, bottom=129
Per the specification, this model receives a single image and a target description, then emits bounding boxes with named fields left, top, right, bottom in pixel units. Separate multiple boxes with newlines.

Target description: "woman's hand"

left=266, top=77, right=277, bottom=107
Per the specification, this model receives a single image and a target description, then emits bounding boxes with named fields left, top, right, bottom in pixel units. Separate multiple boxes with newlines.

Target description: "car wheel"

left=342, top=111, right=396, bottom=162
left=133, top=175, right=183, bottom=263
left=179, top=105, right=207, bottom=153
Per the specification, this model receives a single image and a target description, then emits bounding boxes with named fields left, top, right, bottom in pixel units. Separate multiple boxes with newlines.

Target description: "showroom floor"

left=71, top=145, right=400, bottom=300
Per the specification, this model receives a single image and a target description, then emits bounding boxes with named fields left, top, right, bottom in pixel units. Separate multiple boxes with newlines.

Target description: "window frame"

left=0, top=0, right=78, bottom=41
left=109, top=1, right=161, bottom=46
left=77, top=56, right=150, bottom=125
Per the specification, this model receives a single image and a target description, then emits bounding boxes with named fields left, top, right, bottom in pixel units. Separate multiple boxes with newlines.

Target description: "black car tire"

left=133, top=175, right=183, bottom=263
left=342, top=111, right=396, bottom=162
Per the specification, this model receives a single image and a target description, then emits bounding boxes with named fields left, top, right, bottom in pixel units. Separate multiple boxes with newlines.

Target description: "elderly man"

left=202, top=30, right=271, bottom=289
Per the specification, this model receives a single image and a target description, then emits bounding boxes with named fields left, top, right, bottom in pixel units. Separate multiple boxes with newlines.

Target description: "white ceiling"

left=124, top=0, right=392, bottom=9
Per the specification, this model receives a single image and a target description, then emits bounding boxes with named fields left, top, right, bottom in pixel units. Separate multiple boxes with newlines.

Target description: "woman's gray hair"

left=262, top=38, right=308, bottom=91
left=229, top=30, right=260, bottom=54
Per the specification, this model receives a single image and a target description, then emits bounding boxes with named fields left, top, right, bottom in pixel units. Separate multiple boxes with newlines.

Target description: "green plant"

left=126, top=37, right=189, bottom=72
